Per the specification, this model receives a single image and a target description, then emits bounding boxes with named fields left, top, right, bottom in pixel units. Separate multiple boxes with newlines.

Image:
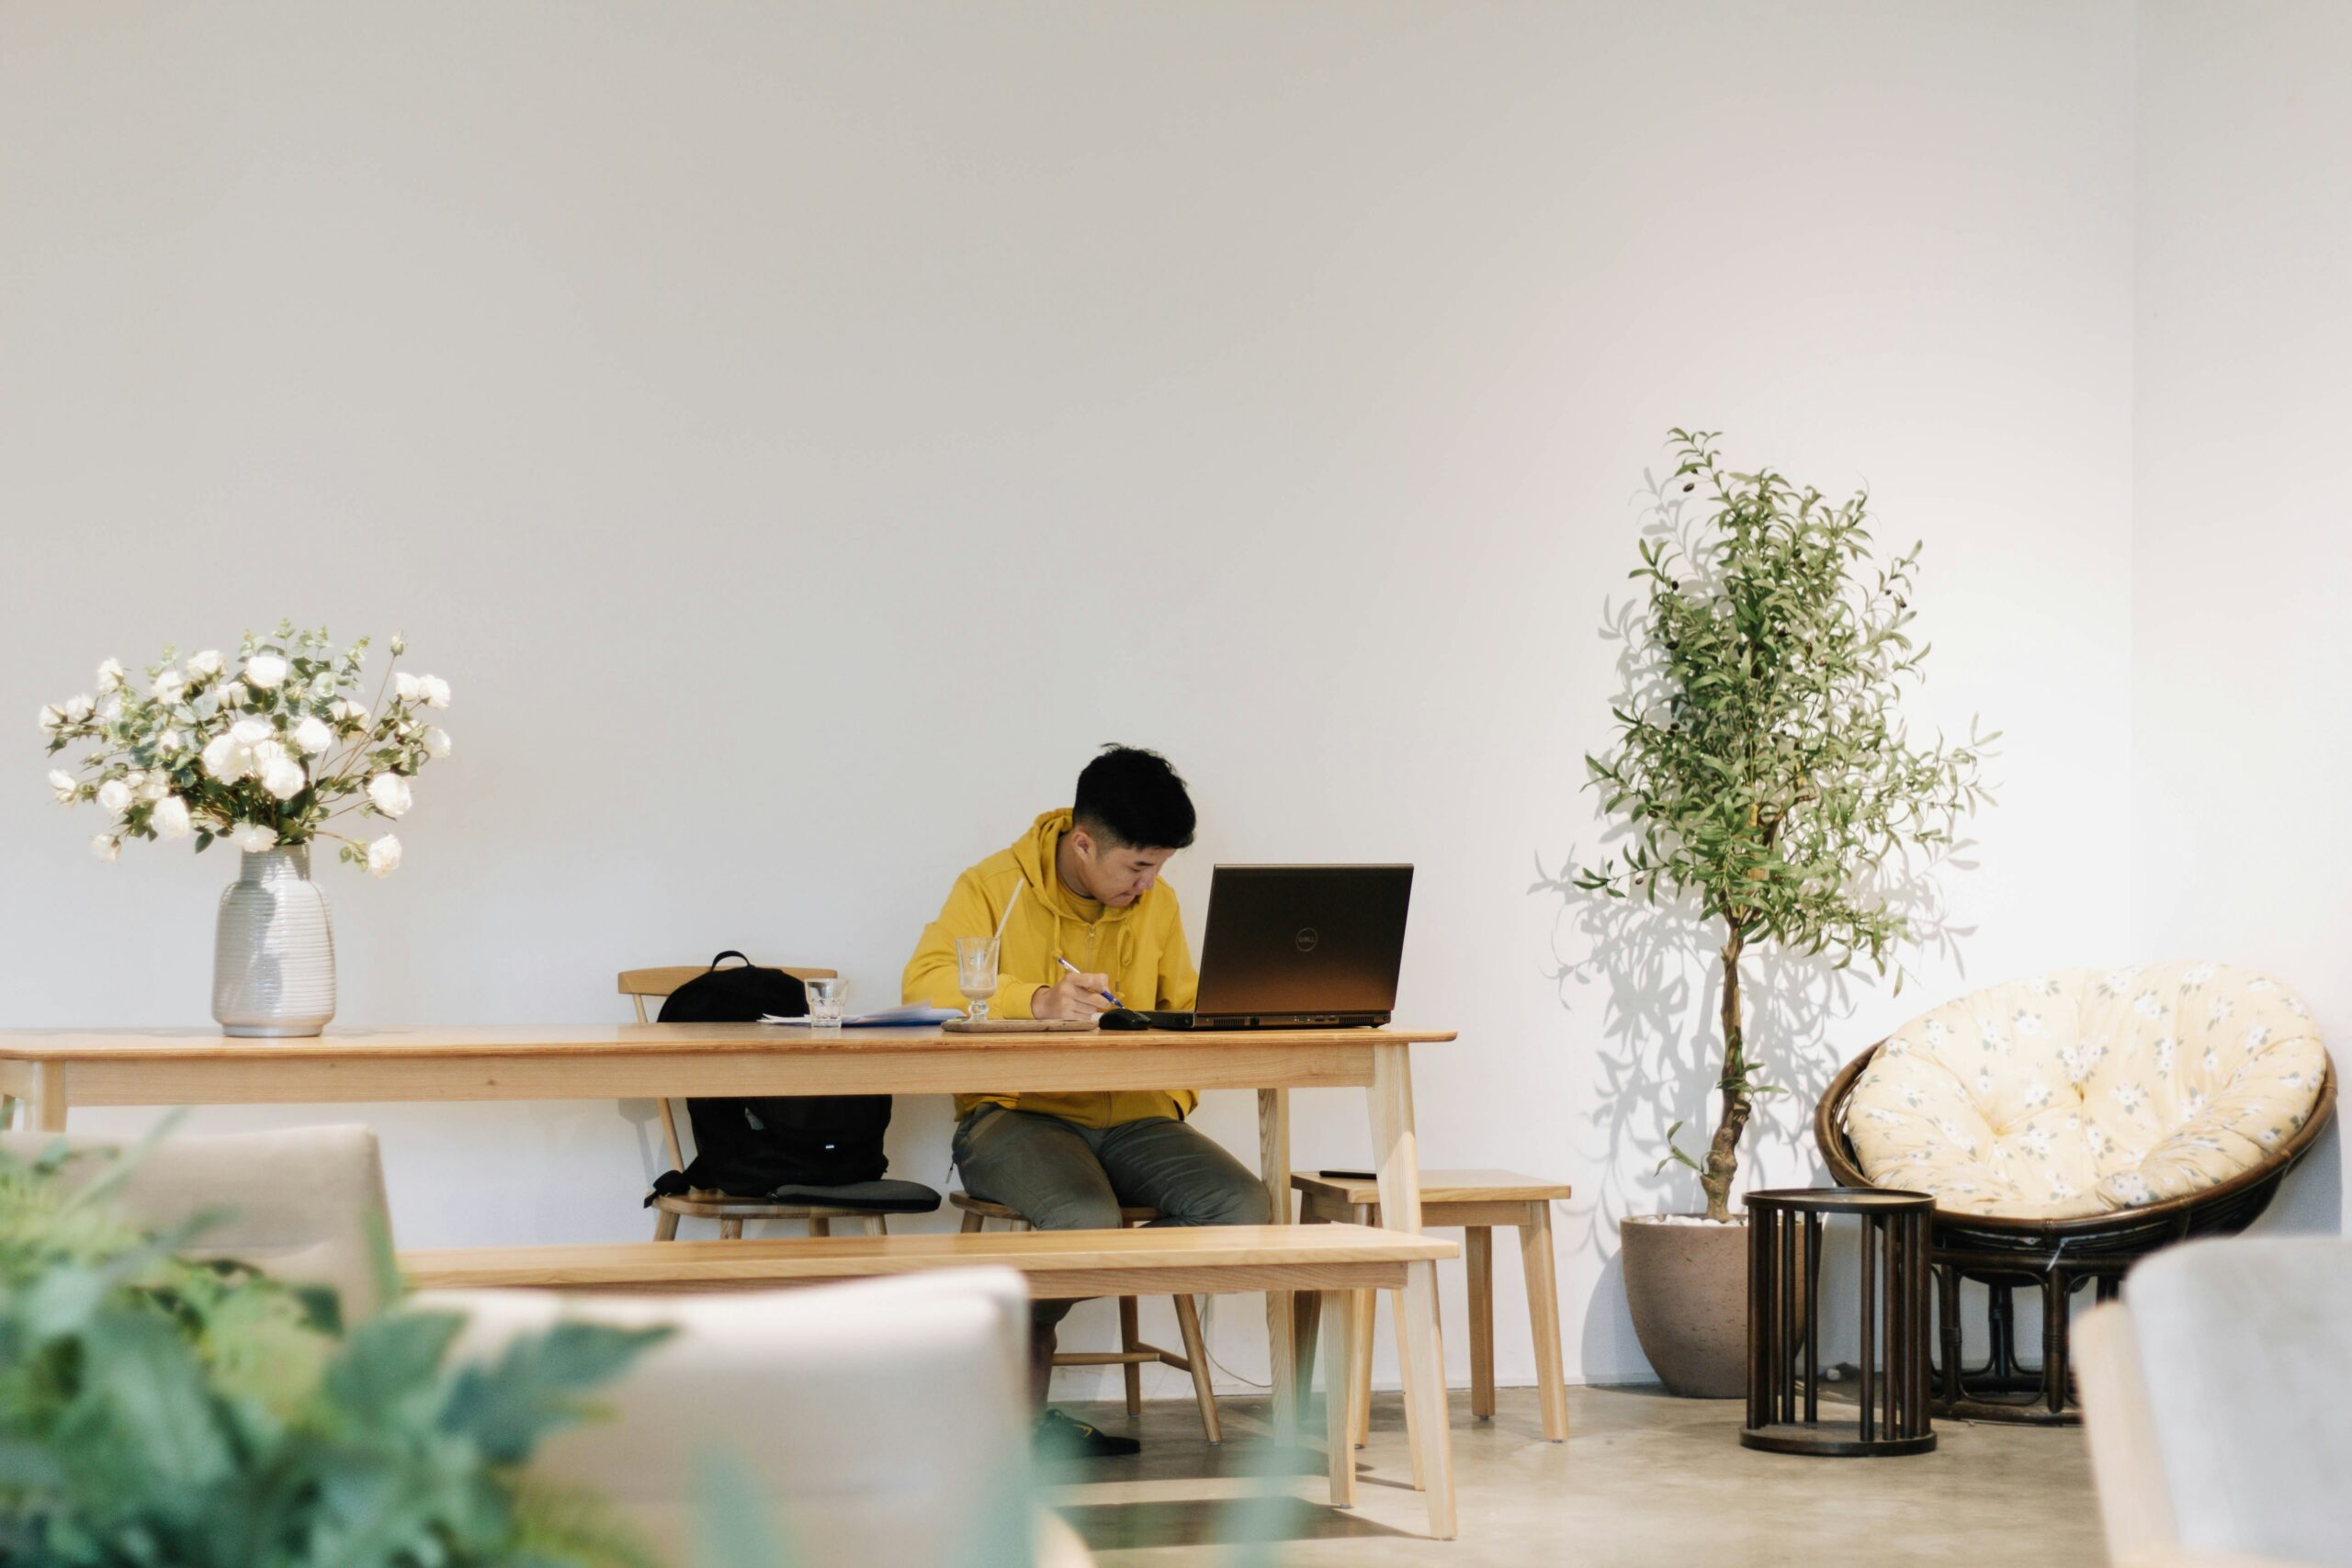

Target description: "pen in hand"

left=1056, top=956, right=1124, bottom=1010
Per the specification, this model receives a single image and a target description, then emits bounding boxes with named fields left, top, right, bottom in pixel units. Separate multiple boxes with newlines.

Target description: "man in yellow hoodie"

left=903, top=745, right=1271, bottom=1458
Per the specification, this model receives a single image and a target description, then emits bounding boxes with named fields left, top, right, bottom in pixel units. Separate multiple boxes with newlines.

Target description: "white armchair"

left=2076, top=1237, right=2352, bottom=1568
left=0, top=1123, right=392, bottom=1323
left=423, top=1269, right=1090, bottom=1568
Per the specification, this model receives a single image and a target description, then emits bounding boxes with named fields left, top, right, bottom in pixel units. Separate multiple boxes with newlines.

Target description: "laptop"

left=1136, top=864, right=1413, bottom=1030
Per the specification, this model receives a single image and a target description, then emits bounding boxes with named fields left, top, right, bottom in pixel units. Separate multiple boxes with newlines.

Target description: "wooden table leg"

left=1466, top=1224, right=1494, bottom=1421
left=1322, top=1289, right=1357, bottom=1508
left=1351, top=1284, right=1375, bottom=1449
left=1521, top=1200, right=1569, bottom=1441
left=1371, top=1043, right=1453, bottom=1539
left=1294, top=1277, right=1322, bottom=1404
left=28, top=1064, right=67, bottom=1132
left=1397, top=1258, right=1457, bottom=1539
left=1259, top=1086, right=1296, bottom=1439
left=1350, top=1195, right=1378, bottom=1448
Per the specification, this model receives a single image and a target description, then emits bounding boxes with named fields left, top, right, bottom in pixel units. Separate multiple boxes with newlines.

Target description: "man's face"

left=1068, top=829, right=1175, bottom=908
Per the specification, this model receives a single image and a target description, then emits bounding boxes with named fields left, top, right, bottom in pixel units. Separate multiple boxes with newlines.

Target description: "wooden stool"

left=950, top=1192, right=1222, bottom=1443
left=1741, top=1187, right=1936, bottom=1457
left=1292, top=1168, right=1570, bottom=1443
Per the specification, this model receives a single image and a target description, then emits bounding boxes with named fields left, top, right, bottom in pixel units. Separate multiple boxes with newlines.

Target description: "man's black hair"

left=1073, top=745, right=1196, bottom=851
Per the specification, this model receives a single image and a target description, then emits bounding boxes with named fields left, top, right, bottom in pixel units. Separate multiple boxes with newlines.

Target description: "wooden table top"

left=0, top=1021, right=1457, bottom=1063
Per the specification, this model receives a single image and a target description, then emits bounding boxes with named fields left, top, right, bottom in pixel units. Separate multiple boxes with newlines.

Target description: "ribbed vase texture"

left=211, top=846, right=336, bottom=1037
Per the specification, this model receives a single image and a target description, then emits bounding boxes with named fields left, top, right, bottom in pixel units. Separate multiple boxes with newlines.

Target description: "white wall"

left=2133, top=1, right=2352, bottom=1232
left=0, top=2, right=2140, bottom=1393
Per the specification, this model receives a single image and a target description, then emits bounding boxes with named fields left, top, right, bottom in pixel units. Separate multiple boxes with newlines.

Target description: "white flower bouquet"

left=40, top=622, right=451, bottom=875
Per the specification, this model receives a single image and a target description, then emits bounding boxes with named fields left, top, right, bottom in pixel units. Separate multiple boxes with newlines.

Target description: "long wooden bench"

left=403, top=1222, right=1461, bottom=1538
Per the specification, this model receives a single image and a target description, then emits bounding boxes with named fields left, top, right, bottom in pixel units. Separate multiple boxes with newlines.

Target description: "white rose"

left=151, top=668, right=187, bottom=703
left=422, top=726, right=452, bottom=760
left=47, top=769, right=76, bottom=802
left=152, top=796, right=192, bottom=840
left=96, top=694, right=123, bottom=722
left=137, top=773, right=170, bottom=804
left=394, top=672, right=422, bottom=703
left=96, top=778, right=132, bottom=815
left=331, top=699, right=368, bottom=725
left=260, top=756, right=308, bottom=801
left=201, top=734, right=250, bottom=781
left=230, top=717, right=273, bottom=747
left=38, top=705, right=64, bottom=733
left=366, top=833, right=402, bottom=877
left=90, top=833, right=120, bottom=863
left=96, top=658, right=126, bottom=692
left=367, top=772, right=413, bottom=818
left=187, top=649, right=224, bottom=678
left=250, top=739, right=288, bottom=767
left=243, top=654, right=289, bottom=690
left=231, top=821, right=278, bottom=853
left=215, top=681, right=249, bottom=709
left=419, top=674, right=451, bottom=709
left=62, top=694, right=94, bottom=722
left=292, top=716, right=334, bottom=755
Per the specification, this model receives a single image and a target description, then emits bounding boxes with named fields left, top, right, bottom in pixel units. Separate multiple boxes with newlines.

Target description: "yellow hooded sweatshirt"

left=902, top=808, right=1199, bottom=1128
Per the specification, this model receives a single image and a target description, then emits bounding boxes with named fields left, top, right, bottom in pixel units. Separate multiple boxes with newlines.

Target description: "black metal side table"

left=1741, top=1187, right=1937, bottom=1457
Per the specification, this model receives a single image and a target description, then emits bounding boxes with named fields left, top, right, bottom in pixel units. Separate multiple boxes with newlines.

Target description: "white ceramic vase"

left=210, top=845, right=336, bottom=1037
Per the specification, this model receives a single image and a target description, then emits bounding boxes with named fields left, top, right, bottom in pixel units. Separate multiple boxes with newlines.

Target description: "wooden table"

left=0, top=1021, right=1454, bottom=1488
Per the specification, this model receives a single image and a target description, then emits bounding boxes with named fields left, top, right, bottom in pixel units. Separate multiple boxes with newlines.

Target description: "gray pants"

left=951, top=1105, right=1272, bottom=1351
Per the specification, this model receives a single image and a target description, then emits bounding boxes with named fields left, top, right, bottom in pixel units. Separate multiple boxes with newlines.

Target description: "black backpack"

left=647, top=952, right=893, bottom=1196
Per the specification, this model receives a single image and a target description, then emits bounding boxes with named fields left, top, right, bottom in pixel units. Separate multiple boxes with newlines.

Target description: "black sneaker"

left=1035, top=1407, right=1140, bottom=1459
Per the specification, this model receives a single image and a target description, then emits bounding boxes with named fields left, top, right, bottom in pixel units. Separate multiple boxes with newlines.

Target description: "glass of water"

left=806, top=975, right=846, bottom=1029
left=956, top=937, right=999, bottom=1023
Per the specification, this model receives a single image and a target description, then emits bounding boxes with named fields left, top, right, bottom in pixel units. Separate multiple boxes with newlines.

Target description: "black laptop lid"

left=1193, top=865, right=1413, bottom=1020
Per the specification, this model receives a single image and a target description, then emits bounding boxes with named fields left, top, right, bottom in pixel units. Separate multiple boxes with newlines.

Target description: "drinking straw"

left=991, top=878, right=1024, bottom=949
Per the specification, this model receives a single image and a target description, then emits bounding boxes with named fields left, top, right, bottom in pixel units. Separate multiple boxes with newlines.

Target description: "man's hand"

left=1033, top=970, right=1114, bottom=1021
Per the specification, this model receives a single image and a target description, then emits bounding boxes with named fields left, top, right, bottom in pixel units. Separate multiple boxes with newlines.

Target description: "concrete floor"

left=1043, top=1384, right=2105, bottom=1567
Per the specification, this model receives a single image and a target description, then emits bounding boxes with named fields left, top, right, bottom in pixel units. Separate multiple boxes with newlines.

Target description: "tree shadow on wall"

left=1530, top=849, right=1976, bottom=1238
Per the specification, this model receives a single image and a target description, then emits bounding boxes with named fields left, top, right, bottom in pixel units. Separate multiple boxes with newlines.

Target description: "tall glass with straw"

left=957, top=880, right=1023, bottom=1023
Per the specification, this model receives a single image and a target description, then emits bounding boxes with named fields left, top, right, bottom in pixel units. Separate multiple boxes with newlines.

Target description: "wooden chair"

left=1291, top=1168, right=1570, bottom=1444
left=621, top=964, right=888, bottom=1242
left=951, top=1191, right=1223, bottom=1443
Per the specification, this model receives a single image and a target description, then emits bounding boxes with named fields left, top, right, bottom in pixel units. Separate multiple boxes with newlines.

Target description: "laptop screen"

left=1192, top=865, right=1413, bottom=1019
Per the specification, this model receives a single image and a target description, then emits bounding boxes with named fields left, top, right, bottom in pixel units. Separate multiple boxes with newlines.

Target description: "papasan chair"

left=1816, top=961, right=2334, bottom=1423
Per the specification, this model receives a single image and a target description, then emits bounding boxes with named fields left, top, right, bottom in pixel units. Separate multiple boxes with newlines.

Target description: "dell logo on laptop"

left=1295, top=928, right=1319, bottom=953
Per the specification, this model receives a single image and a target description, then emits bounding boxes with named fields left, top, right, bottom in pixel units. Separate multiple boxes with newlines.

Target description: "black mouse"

left=1098, top=1008, right=1153, bottom=1031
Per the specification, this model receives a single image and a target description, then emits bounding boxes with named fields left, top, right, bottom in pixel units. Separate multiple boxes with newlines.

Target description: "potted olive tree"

left=1575, top=431, right=1992, bottom=1396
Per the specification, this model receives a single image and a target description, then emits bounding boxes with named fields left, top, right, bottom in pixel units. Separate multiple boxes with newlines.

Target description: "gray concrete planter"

left=1621, top=1214, right=1749, bottom=1398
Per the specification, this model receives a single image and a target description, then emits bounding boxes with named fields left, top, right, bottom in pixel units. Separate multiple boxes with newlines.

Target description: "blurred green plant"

left=0, top=1137, right=670, bottom=1568
left=1577, top=431, right=1996, bottom=1221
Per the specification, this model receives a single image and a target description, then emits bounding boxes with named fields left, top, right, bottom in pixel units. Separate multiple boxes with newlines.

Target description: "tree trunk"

left=1700, top=927, right=1749, bottom=1223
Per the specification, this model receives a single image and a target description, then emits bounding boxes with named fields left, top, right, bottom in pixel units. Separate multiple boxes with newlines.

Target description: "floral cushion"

left=1845, top=963, right=2328, bottom=1220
